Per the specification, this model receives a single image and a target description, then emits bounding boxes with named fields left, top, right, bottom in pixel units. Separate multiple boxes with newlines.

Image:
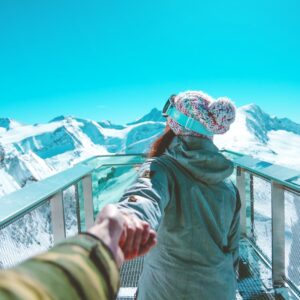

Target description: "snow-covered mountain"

left=127, top=108, right=165, bottom=125
left=0, top=104, right=299, bottom=198
left=0, top=113, right=165, bottom=197
left=1, top=104, right=300, bottom=273
left=0, top=118, right=23, bottom=130
left=214, top=104, right=300, bottom=169
left=0, top=118, right=22, bottom=135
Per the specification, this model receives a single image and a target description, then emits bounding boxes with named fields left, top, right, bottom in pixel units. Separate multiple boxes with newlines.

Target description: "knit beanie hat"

left=167, top=90, right=236, bottom=138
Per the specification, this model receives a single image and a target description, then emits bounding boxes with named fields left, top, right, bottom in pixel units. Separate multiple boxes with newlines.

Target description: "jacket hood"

left=164, top=136, right=234, bottom=184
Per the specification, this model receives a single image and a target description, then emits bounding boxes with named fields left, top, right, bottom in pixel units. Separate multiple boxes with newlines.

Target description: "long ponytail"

left=148, top=126, right=175, bottom=158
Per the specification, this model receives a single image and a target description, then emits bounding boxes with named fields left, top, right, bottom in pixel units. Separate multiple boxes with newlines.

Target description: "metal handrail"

left=221, top=149, right=300, bottom=193
left=1, top=150, right=299, bottom=229
left=225, top=149, right=300, bottom=296
left=0, top=154, right=145, bottom=229
left=0, top=165, right=92, bottom=229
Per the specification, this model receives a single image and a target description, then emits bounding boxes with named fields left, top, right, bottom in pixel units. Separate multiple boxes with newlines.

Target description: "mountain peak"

left=127, top=108, right=165, bottom=126
left=0, top=118, right=23, bottom=130
left=238, top=104, right=300, bottom=144
left=49, top=115, right=74, bottom=123
left=239, top=103, right=263, bottom=113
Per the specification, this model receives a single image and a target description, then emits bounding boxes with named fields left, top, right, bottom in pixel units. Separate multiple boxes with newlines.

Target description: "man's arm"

left=0, top=205, right=156, bottom=300
left=0, top=234, right=119, bottom=300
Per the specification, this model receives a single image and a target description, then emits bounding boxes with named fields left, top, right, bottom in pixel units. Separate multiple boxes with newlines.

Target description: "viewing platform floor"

left=118, top=239, right=298, bottom=300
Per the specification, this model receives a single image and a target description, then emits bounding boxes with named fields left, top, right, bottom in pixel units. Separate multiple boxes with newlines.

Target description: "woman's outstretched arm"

left=117, top=159, right=171, bottom=231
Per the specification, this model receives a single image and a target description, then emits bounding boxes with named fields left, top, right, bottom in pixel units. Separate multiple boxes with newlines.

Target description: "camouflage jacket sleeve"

left=0, top=233, right=120, bottom=300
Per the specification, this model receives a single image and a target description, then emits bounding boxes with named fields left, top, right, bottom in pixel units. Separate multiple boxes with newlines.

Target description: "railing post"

left=50, top=191, right=66, bottom=244
left=236, top=167, right=247, bottom=237
left=249, top=174, right=255, bottom=240
left=82, top=175, right=94, bottom=230
left=74, top=183, right=82, bottom=234
left=271, top=181, right=285, bottom=287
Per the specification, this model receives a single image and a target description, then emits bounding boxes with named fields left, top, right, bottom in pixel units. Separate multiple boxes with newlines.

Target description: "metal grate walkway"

left=237, top=239, right=275, bottom=299
left=117, top=239, right=297, bottom=300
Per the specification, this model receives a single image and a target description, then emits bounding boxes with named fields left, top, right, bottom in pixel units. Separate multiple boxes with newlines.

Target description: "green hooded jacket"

left=118, top=136, right=241, bottom=300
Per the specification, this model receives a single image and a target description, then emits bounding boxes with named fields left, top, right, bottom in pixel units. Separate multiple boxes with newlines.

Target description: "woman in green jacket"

left=117, top=91, right=241, bottom=300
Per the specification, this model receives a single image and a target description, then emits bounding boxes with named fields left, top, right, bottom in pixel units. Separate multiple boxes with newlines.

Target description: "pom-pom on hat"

left=167, top=90, right=236, bottom=138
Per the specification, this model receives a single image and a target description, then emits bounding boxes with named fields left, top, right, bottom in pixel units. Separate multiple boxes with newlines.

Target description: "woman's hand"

left=87, top=205, right=157, bottom=267
left=119, top=212, right=157, bottom=260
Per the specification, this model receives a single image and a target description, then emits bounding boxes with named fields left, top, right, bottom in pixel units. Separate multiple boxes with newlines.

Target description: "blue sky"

left=0, top=0, right=300, bottom=125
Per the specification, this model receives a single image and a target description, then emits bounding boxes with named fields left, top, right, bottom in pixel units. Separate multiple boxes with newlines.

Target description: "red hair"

left=148, top=126, right=175, bottom=158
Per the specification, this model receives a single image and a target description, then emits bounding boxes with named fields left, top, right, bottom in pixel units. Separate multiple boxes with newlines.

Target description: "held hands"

left=118, top=211, right=157, bottom=260
left=87, top=204, right=157, bottom=267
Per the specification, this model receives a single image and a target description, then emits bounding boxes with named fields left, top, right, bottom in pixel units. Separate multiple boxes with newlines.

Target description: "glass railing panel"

left=251, top=176, right=272, bottom=261
left=0, top=201, right=53, bottom=268
left=285, top=190, right=300, bottom=289
left=92, top=164, right=142, bottom=217
left=90, top=162, right=145, bottom=297
left=75, top=155, right=146, bottom=231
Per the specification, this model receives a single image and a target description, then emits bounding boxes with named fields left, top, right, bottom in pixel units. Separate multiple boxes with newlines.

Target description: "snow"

left=266, top=130, right=300, bottom=169
left=0, top=103, right=299, bottom=196
left=7, top=151, right=54, bottom=186
left=0, top=122, right=62, bottom=145
left=102, top=127, right=128, bottom=139
left=45, top=146, right=108, bottom=171
left=214, top=106, right=300, bottom=170
left=1, top=105, right=299, bottom=198
left=1, top=104, right=300, bottom=272
left=0, top=169, right=20, bottom=197
left=0, top=128, right=6, bottom=136
left=0, top=202, right=53, bottom=267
